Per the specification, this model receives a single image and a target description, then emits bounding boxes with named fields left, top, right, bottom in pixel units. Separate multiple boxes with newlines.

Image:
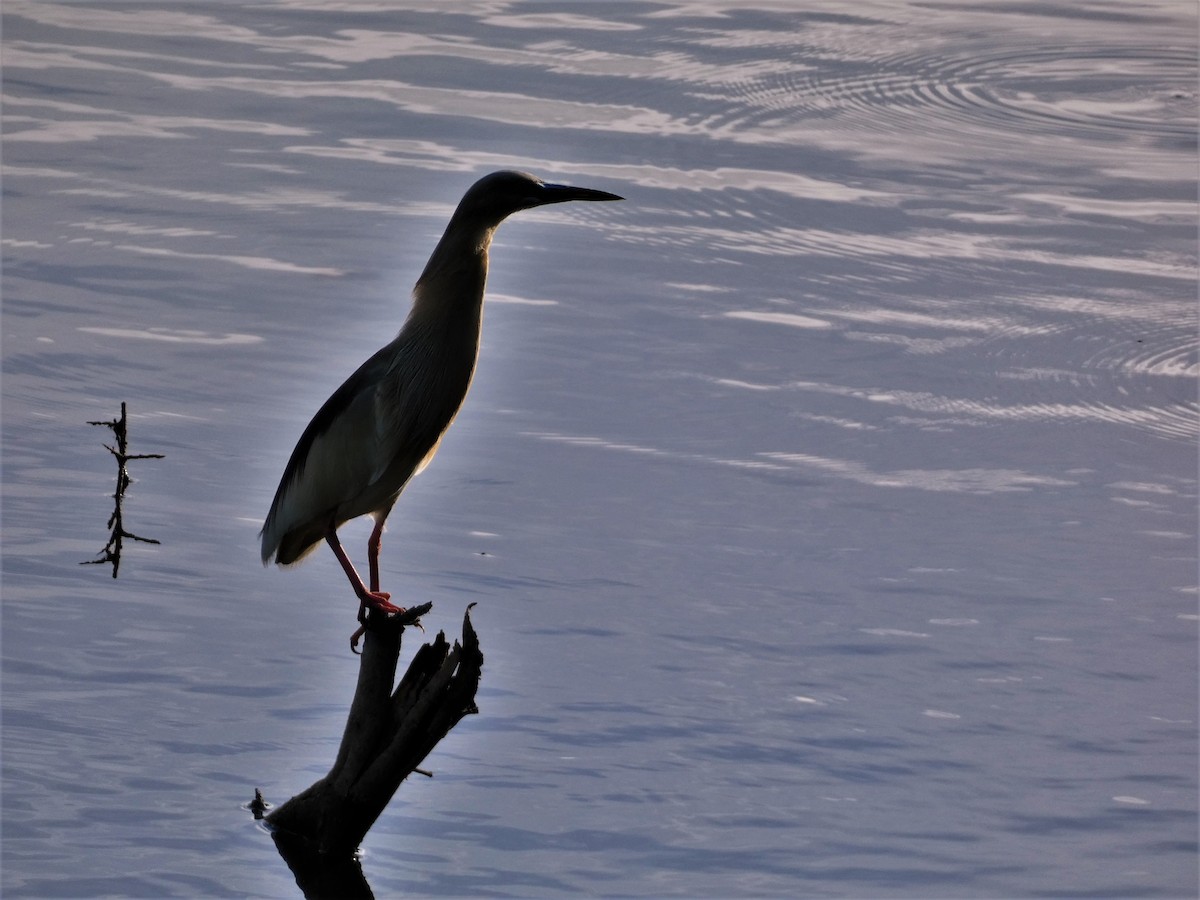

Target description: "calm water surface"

left=3, top=1, right=1197, bottom=897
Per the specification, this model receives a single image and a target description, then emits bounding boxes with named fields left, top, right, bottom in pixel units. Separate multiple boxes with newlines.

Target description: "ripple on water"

left=979, top=292, right=1199, bottom=441
left=718, top=288, right=1197, bottom=443
left=689, top=24, right=1197, bottom=163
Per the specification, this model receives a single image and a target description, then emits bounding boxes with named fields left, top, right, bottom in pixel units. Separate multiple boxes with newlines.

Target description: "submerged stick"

left=83, top=402, right=163, bottom=576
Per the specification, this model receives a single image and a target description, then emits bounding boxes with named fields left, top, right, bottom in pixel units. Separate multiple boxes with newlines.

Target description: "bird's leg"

left=362, top=515, right=423, bottom=641
left=325, top=527, right=402, bottom=614
left=350, top=519, right=386, bottom=654
left=368, top=518, right=385, bottom=594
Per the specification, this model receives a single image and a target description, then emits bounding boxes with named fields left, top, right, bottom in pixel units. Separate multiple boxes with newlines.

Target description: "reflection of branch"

left=272, top=831, right=375, bottom=900
left=82, top=402, right=164, bottom=577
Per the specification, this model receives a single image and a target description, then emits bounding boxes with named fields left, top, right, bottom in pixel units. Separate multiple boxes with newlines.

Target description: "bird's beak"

left=534, top=182, right=624, bottom=205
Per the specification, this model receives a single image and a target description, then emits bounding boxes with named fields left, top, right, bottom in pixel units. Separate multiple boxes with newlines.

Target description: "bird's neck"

left=408, top=224, right=494, bottom=334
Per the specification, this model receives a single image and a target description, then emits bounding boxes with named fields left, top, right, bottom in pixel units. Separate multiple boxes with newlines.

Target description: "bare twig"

left=83, top=402, right=163, bottom=576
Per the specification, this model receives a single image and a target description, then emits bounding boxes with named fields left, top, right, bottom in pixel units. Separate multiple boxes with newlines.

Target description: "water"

left=3, top=1, right=1196, bottom=896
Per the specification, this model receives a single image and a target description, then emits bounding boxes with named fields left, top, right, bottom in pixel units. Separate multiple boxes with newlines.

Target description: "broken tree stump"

left=266, top=604, right=482, bottom=858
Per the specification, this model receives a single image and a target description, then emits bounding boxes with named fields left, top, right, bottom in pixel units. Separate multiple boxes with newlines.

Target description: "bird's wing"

left=261, top=323, right=467, bottom=566
left=370, top=329, right=449, bottom=484
left=260, top=347, right=396, bottom=564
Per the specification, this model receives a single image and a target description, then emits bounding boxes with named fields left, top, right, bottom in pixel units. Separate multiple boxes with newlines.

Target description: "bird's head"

left=415, top=170, right=623, bottom=287
left=451, top=170, right=623, bottom=230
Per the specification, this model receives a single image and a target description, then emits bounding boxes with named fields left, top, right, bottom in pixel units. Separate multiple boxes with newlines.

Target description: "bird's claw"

left=349, top=596, right=423, bottom=653
left=364, top=591, right=403, bottom=615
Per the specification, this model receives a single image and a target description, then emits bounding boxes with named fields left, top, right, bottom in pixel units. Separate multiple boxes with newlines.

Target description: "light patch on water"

left=760, top=451, right=1074, bottom=494
left=860, top=628, right=931, bottom=638
left=1016, top=192, right=1196, bottom=224
left=778, top=382, right=1196, bottom=441
left=487, top=293, right=559, bottom=306
left=78, top=327, right=263, bottom=345
left=522, top=431, right=793, bottom=471
left=843, top=331, right=983, bottom=355
left=484, top=12, right=642, bottom=31
left=1112, top=496, right=1157, bottom=508
left=712, top=378, right=781, bottom=391
left=825, top=306, right=1041, bottom=335
left=225, top=161, right=304, bottom=175
left=1, top=238, right=53, bottom=249
left=575, top=164, right=896, bottom=203
left=276, top=137, right=484, bottom=173
left=724, top=310, right=833, bottom=329
left=525, top=432, right=1074, bottom=491
left=3, top=163, right=402, bottom=215
left=2, top=88, right=311, bottom=142
left=150, top=70, right=690, bottom=143
left=606, top=222, right=1196, bottom=282
left=794, top=413, right=878, bottom=431
left=4, top=113, right=307, bottom=144
left=112, top=244, right=344, bottom=276
left=69, top=220, right=226, bottom=239
left=666, top=281, right=732, bottom=293
left=1008, top=291, right=1195, bottom=327
left=1109, top=481, right=1177, bottom=495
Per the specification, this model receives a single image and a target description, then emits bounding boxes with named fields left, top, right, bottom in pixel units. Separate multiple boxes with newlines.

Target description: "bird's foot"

left=350, top=594, right=401, bottom=654
left=349, top=598, right=429, bottom=654
left=364, top=591, right=403, bottom=615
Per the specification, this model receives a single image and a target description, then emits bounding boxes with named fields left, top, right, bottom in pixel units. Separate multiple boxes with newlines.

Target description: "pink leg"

left=346, top=519, right=401, bottom=653
left=325, top=526, right=401, bottom=614
left=346, top=518, right=420, bottom=654
left=368, top=517, right=385, bottom=593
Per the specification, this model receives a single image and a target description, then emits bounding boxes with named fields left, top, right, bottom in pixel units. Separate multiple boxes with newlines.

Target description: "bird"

left=260, top=170, right=622, bottom=644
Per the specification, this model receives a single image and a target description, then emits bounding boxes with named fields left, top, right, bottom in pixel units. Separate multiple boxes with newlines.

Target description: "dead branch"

left=264, top=604, right=482, bottom=859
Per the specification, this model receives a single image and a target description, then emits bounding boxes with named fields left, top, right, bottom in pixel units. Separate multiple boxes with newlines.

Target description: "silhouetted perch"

left=265, top=604, right=482, bottom=858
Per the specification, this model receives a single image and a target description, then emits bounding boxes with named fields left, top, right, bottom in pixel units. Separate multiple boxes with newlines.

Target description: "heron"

left=260, top=170, right=622, bottom=645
